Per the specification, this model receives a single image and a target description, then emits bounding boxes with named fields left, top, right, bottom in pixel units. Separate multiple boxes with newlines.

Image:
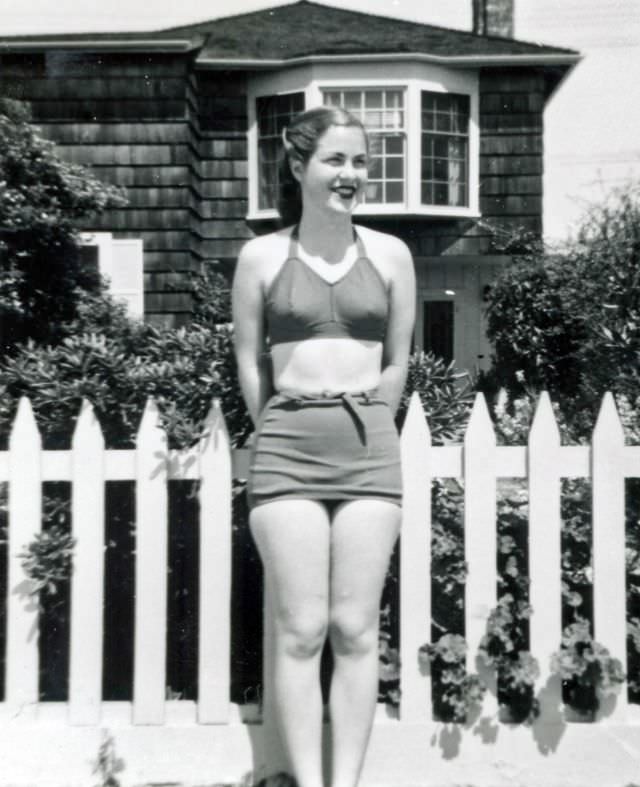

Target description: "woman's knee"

left=329, top=606, right=378, bottom=657
left=275, top=605, right=328, bottom=659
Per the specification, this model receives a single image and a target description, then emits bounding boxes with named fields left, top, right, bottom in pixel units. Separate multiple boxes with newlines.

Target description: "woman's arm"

left=377, top=236, right=416, bottom=415
left=231, top=240, right=272, bottom=426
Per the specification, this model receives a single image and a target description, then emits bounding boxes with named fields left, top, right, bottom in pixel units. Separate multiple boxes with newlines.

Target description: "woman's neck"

left=297, top=210, right=355, bottom=263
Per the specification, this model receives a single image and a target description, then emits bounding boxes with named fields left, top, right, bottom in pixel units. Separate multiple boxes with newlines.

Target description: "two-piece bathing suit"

left=247, top=227, right=403, bottom=510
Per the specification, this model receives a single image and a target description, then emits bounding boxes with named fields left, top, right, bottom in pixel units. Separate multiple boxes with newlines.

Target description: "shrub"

left=0, top=271, right=250, bottom=449
left=551, top=620, right=625, bottom=716
left=486, top=183, right=640, bottom=435
left=419, top=633, right=485, bottom=721
left=397, top=352, right=475, bottom=444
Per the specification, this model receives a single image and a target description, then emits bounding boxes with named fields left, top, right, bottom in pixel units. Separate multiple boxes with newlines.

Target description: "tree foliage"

left=0, top=98, right=126, bottom=348
left=485, top=183, right=640, bottom=419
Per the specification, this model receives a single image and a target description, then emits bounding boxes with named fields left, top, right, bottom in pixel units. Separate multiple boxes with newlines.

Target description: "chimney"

left=472, top=0, right=514, bottom=38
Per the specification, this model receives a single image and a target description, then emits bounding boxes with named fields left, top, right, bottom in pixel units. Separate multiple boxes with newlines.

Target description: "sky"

left=3, top=0, right=639, bottom=240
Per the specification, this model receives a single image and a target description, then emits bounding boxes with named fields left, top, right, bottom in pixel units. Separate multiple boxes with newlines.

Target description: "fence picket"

left=197, top=400, right=232, bottom=723
left=399, top=392, right=432, bottom=722
left=69, top=400, right=105, bottom=725
left=133, top=398, right=169, bottom=724
left=464, top=393, right=498, bottom=717
left=528, top=392, right=563, bottom=720
left=6, top=397, right=41, bottom=715
left=592, top=393, right=628, bottom=720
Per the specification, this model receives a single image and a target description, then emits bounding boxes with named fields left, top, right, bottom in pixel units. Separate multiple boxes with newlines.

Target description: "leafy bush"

left=485, top=182, right=640, bottom=418
left=419, top=633, right=485, bottom=721
left=551, top=620, right=625, bottom=716
left=0, top=98, right=126, bottom=348
left=0, top=270, right=250, bottom=449
left=397, top=352, right=475, bottom=444
left=19, top=523, right=75, bottom=598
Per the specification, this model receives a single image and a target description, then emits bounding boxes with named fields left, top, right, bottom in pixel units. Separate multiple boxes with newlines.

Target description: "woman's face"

left=292, top=124, right=368, bottom=217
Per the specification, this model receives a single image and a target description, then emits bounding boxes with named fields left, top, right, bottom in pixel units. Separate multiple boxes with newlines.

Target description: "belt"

left=270, top=389, right=382, bottom=448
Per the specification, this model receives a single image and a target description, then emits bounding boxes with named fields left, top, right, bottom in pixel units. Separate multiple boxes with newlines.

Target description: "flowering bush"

left=551, top=620, right=625, bottom=716
left=420, top=633, right=485, bottom=721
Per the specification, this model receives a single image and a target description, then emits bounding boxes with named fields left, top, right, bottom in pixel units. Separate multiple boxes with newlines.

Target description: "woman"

left=232, top=106, right=415, bottom=787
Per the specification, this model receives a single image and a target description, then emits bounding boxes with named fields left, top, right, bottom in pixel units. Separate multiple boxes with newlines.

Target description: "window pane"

left=433, top=137, right=449, bottom=158
left=386, top=181, right=403, bottom=203
left=344, top=92, right=361, bottom=110
left=434, top=184, right=449, bottom=205
left=421, top=93, right=435, bottom=111
left=368, top=157, right=383, bottom=179
left=383, top=110, right=403, bottom=129
left=368, top=135, right=383, bottom=158
left=421, top=158, right=433, bottom=180
left=436, top=113, right=450, bottom=132
left=386, top=157, right=403, bottom=179
left=386, top=90, right=403, bottom=108
left=365, top=182, right=382, bottom=203
left=421, top=111, right=435, bottom=131
left=434, top=158, right=448, bottom=181
left=449, top=139, right=463, bottom=158
left=365, top=110, right=383, bottom=128
left=386, top=135, right=403, bottom=155
left=365, top=90, right=383, bottom=108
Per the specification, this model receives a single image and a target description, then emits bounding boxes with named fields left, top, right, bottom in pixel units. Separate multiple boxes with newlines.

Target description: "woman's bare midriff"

left=271, top=337, right=383, bottom=393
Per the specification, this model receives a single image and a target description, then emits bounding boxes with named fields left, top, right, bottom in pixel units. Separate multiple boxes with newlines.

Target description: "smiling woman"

left=232, top=105, right=415, bottom=787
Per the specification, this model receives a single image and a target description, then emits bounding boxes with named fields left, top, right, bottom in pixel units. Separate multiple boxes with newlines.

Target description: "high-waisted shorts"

left=247, top=390, right=403, bottom=510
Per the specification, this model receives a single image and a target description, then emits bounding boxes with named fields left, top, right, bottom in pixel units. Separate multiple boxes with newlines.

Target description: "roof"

left=175, top=1, right=578, bottom=65
left=0, top=0, right=579, bottom=68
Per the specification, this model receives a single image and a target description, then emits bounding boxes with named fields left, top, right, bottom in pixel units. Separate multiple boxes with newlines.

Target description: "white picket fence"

left=0, top=391, right=639, bottom=787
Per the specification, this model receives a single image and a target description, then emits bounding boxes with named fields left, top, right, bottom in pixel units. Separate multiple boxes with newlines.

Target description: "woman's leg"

left=327, top=500, right=401, bottom=787
left=250, top=499, right=332, bottom=787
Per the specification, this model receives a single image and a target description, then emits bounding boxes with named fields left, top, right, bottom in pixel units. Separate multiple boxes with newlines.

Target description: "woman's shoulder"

left=236, top=227, right=294, bottom=279
left=239, top=227, right=293, bottom=260
left=355, top=225, right=413, bottom=278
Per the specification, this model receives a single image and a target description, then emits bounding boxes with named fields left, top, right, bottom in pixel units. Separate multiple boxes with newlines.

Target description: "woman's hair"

left=277, top=106, right=367, bottom=226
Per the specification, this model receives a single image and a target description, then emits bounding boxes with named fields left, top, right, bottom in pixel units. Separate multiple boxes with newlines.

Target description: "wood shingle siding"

left=480, top=155, right=544, bottom=176
left=481, top=176, right=543, bottom=195
left=51, top=145, right=191, bottom=166
left=0, top=52, right=252, bottom=321
left=35, top=122, right=191, bottom=145
left=480, top=134, right=543, bottom=155
left=478, top=67, right=544, bottom=237
left=2, top=77, right=187, bottom=101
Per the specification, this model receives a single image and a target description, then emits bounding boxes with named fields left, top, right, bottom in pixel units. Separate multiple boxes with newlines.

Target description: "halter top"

left=265, top=228, right=389, bottom=346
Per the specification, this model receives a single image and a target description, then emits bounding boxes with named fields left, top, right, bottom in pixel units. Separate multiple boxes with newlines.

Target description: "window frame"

left=247, top=63, right=479, bottom=221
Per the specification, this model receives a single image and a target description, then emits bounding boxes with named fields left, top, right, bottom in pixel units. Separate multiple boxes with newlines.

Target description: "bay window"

left=248, top=64, right=478, bottom=219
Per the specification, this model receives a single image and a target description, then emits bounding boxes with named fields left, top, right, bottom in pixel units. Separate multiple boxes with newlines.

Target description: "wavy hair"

left=277, top=106, right=367, bottom=227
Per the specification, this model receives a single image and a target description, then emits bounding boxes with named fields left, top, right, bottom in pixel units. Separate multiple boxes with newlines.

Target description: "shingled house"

left=0, top=0, right=579, bottom=371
